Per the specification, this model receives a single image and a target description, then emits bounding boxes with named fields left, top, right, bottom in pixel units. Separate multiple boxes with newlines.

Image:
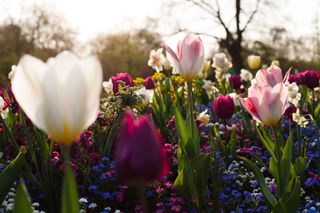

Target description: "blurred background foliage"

left=1, top=1, right=320, bottom=87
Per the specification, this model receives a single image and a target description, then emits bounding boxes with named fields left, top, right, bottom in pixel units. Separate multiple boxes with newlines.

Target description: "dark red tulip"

left=213, top=95, right=234, bottom=119
left=115, top=111, right=169, bottom=183
left=111, top=73, right=134, bottom=94
left=228, top=74, right=242, bottom=90
left=144, top=76, right=155, bottom=89
left=303, top=70, right=319, bottom=88
left=288, top=74, right=298, bottom=84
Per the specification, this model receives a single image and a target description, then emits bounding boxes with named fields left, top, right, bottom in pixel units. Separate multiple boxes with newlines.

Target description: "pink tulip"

left=164, top=34, right=205, bottom=81
left=241, top=65, right=289, bottom=126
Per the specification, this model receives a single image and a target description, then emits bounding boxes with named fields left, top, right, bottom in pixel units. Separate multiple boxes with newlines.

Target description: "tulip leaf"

left=256, top=126, right=277, bottom=161
left=227, top=129, right=236, bottom=156
left=294, top=157, right=308, bottom=176
left=239, top=156, right=277, bottom=208
left=13, top=180, right=33, bottom=213
left=175, top=107, right=190, bottom=147
left=269, top=156, right=279, bottom=183
left=61, top=164, right=79, bottom=213
left=279, top=134, right=293, bottom=195
left=0, top=147, right=27, bottom=204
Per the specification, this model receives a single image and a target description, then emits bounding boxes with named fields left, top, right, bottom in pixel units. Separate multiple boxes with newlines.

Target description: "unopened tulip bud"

left=247, top=55, right=261, bottom=70
left=144, top=76, right=155, bottom=89
left=115, top=112, right=169, bottom=183
left=213, top=95, right=234, bottom=119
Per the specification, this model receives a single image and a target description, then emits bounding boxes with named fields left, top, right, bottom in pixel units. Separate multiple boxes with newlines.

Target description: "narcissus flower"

left=241, top=65, right=289, bottom=126
left=164, top=34, right=205, bottom=81
left=213, top=95, right=234, bottom=119
left=148, top=48, right=165, bottom=72
left=247, top=55, right=261, bottom=70
left=212, top=53, right=232, bottom=71
left=115, top=112, right=169, bottom=183
left=12, top=51, right=103, bottom=145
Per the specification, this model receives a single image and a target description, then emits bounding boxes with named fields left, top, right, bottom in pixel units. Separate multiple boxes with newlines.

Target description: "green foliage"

left=13, top=180, right=33, bottom=213
left=0, top=147, right=27, bottom=204
left=61, top=164, right=79, bottom=213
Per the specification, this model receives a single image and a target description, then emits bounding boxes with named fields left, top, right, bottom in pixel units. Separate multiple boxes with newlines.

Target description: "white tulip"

left=12, top=51, right=103, bottom=145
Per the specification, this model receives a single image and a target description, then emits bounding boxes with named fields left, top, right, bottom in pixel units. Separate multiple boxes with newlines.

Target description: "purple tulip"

left=111, top=73, right=134, bottom=94
left=115, top=111, right=169, bottom=183
left=213, top=95, right=234, bottom=119
left=228, top=75, right=242, bottom=89
left=303, top=70, right=319, bottom=89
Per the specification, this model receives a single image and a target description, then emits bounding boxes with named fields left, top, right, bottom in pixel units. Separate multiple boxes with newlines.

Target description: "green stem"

left=187, top=81, right=195, bottom=139
left=137, top=182, right=149, bottom=213
left=273, top=126, right=283, bottom=197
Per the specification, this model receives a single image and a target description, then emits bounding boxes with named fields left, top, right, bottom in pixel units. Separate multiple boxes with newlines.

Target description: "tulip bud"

left=228, top=75, right=242, bottom=90
left=115, top=112, right=169, bottom=183
left=213, top=95, right=234, bottom=119
left=144, top=76, right=155, bottom=89
left=247, top=55, right=261, bottom=70
left=111, top=73, right=134, bottom=94
left=302, top=70, right=319, bottom=89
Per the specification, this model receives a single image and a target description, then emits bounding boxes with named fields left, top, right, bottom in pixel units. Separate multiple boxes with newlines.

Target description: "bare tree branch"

left=185, top=0, right=216, bottom=17
left=241, top=0, right=261, bottom=32
left=214, top=0, right=233, bottom=39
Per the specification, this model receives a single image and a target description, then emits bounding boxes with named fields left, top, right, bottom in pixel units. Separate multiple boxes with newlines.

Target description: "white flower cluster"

left=292, top=109, right=308, bottom=128
left=212, top=53, right=232, bottom=83
left=202, top=80, right=219, bottom=98
left=240, top=69, right=253, bottom=82
left=287, top=82, right=301, bottom=107
left=134, top=87, right=154, bottom=103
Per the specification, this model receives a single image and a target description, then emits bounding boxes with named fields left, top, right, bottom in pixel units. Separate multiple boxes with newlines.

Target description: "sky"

left=1, top=0, right=320, bottom=56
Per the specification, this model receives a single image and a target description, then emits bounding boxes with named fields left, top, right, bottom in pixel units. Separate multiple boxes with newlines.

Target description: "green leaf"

left=213, top=126, right=226, bottom=154
left=294, top=157, right=308, bottom=176
left=61, top=164, right=79, bottom=213
left=0, top=147, right=27, bottom=204
left=175, top=107, right=190, bottom=147
left=279, top=134, right=293, bottom=195
left=227, top=129, right=237, bottom=156
left=269, top=157, right=279, bottom=182
left=13, top=180, right=33, bottom=213
left=256, top=126, right=277, bottom=161
left=239, top=156, right=277, bottom=208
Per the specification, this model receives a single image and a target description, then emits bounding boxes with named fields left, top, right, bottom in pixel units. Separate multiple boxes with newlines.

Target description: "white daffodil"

left=135, top=87, right=154, bottom=103
left=0, top=97, right=9, bottom=119
left=292, top=109, right=308, bottom=128
left=102, top=79, right=113, bottom=94
left=148, top=48, right=166, bottom=73
left=240, top=69, right=253, bottom=82
left=215, top=68, right=225, bottom=83
left=212, top=53, right=232, bottom=71
left=287, top=82, right=300, bottom=107
left=197, top=109, right=210, bottom=125
left=12, top=51, right=103, bottom=145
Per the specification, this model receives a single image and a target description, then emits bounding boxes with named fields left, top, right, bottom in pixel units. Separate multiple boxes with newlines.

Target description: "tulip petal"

left=164, top=43, right=182, bottom=74
left=79, top=56, right=103, bottom=128
left=12, top=55, right=47, bottom=132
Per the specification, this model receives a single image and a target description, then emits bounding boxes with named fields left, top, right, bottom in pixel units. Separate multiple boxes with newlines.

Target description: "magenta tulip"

left=144, top=76, right=155, bottom=89
left=213, top=95, right=235, bottom=119
left=241, top=65, right=289, bottom=126
left=164, top=34, right=205, bottom=81
left=302, top=70, right=319, bottom=89
left=111, top=73, right=134, bottom=94
left=115, top=112, right=169, bottom=183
